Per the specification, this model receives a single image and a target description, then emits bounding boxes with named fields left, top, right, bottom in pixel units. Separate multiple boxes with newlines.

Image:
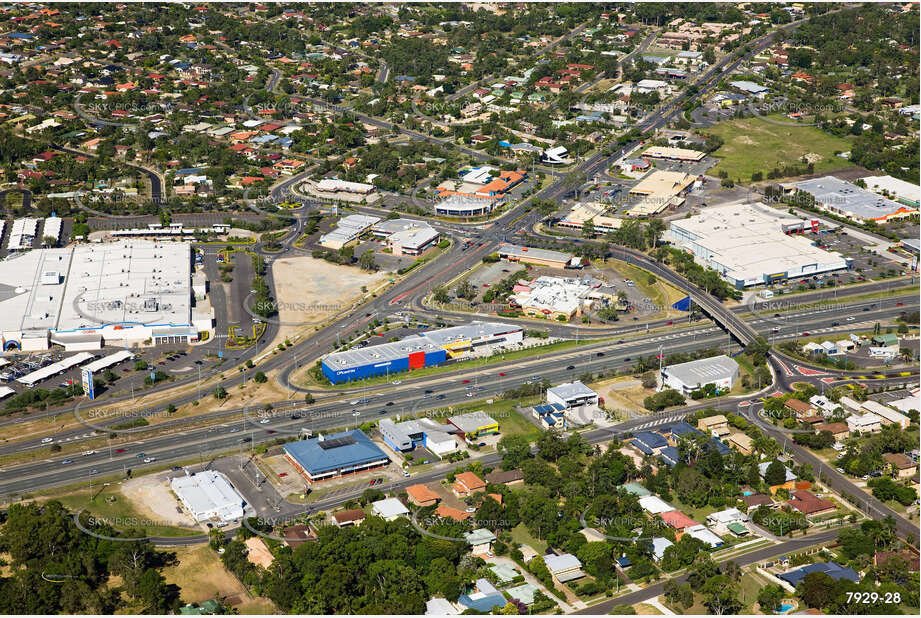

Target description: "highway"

left=1, top=297, right=915, bottom=493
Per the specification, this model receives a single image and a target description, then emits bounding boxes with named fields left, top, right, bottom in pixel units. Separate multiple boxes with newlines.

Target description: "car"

left=259, top=418, right=270, bottom=424
left=401, top=470, right=410, bottom=478
left=666, top=321, right=673, bottom=325
left=802, top=332, right=810, bottom=336
left=436, top=394, right=446, bottom=400
left=499, top=372, right=506, bottom=376
left=466, top=392, right=473, bottom=397
left=266, top=430, right=276, bottom=435
left=836, top=467, right=845, bottom=474
left=230, top=428, right=240, bottom=433
left=424, top=389, right=434, bottom=394
left=171, top=466, right=182, bottom=471
left=290, top=413, right=303, bottom=420
left=391, top=380, right=401, bottom=385
left=378, top=409, right=387, bottom=415
left=862, top=307, right=870, bottom=312
left=465, top=507, right=476, bottom=513
left=115, top=448, right=126, bottom=453
left=896, top=302, right=904, bottom=306
left=771, top=327, right=780, bottom=333
left=83, top=450, right=97, bottom=456
left=477, top=442, right=486, bottom=447
left=566, top=365, right=575, bottom=370
left=831, top=321, right=840, bottom=326
left=596, top=352, right=605, bottom=357
left=62, top=459, right=73, bottom=465
left=136, top=452, right=146, bottom=459
left=90, top=469, right=98, bottom=475
left=352, top=410, right=360, bottom=416
left=773, top=313, right=781, bottom=318
left=861, top=475, right=869, bottom=480
left=624, top=357, right=631, bottom=362
left=386, top=401, right=394, bottom=406
left=349, top=399, right=359, bottom=405
left=41, top=437, right=54, bottom=444
left=846, top=316, right=855, bottom=321
left=462, top=379, right=470, bottom=384
left=143, top=457, right=156, bottom=463
left=239, top=437, right=252, bottom=443
left=617, top=340, right=624, bottom=344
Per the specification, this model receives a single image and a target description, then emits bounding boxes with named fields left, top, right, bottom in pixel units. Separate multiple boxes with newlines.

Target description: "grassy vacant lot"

left=161, top=545, right=276, bottom=614
left=703, top=115, right=854, bottom=181
left=509, top=522, right=548, bottom=554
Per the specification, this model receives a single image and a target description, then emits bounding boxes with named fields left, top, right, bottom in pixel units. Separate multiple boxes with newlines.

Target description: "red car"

left=115, top=448, right=126, bottom=453
left=802, top=332, right=810, bottom=336
left=462, top=379, right=470, bottom=384
left=499, top=372, right=506, bottom=377
left=278, top=472, right=287, bottom=478
left=896, top=302, right=904, bottom=306
left=666, top=321, right=673, bottom=325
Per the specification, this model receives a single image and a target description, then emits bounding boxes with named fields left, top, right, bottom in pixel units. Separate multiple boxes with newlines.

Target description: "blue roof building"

left=456, top=592, right=507, bottom=613
left=777, top=562, right=860, bottom=588
left=633, top=431, right=668, bottom=453
left=284, top=430, right=390, bottom=482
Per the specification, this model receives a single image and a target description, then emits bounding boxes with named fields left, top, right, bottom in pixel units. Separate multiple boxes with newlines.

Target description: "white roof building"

left=639, top=495, right=673, bottom=514
left=860, top=400, right=910, bottom=429
left=847, top=412, right=883, bottom=433
left=546, top=380, right=599, bottom=409
left=652, top=537, right=674, bottom=561
left=860, top=175, right=920, bottom=207
left=371, top=497, right=410, bottom=521
left=170, top=471, right=245, bottom=524
left=889, top=390, right=920, bottom=414
left=668, top=203, right=848, bottom=288
left=686, top=524, right=723, bottom=547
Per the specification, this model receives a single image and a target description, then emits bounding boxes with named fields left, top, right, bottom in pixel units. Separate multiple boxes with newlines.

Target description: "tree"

left=757, top=584, right=784, bottom=612
left=432, top=287, right=450, bottom=304
left=582, top=219, right=595, bottom=238
left=253, top=371, right=267, bottom=383
left=645, top=218, right=665, bottom=248
left=764, top=460, right=787, bottom=486
left=497, top=434, right=531, bottom=469
left=213, top=386, right=227, bottom=399
left=358, top=250, right=377, bottom=271
left=799, top=571, right=836, bottom=609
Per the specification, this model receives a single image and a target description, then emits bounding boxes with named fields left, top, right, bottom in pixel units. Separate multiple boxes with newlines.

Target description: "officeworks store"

left=321, top=321, right=523, bottom=384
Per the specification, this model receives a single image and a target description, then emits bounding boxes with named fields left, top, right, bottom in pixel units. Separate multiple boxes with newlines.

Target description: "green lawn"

left=509, top=522, right=548, bottom=554
left=53, top=487, right=202, bottom=538
left=702, top=115, right=854, bottom=182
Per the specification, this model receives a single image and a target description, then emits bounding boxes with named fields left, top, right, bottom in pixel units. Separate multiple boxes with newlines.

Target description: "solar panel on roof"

left=318, top=435, right=356, bottom=450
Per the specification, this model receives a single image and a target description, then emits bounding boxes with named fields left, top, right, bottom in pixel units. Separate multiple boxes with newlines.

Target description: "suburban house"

left=815, top=422, right=850, bottom=442
left=882, top=453, right=918, bottom=479
left=698, top=414, right=730, bottom=437
left=453, top=471, right=487, bottom=497
left=787, top=490, right=836, bottom=518
left=543, top=553, right=584, bottom=583
left=406, top=484, right=441, bottom=507
left=331, top=509, right=366, bottom=527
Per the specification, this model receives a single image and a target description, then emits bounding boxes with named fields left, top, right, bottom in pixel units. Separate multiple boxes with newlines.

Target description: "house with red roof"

left=660, top=510, right=698, bottom=531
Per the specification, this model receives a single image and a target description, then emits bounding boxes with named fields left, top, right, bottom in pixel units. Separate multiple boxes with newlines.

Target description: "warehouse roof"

left=418, top=321, right=521, bottom=347
left=860, top=175, right=920, bottom=205
left=169, top=471, right=244, bottom=523
left=323, top=337, right=444, bottom=371
left=547, top=380, right=597, bottom=402
left=642, top=146, right=705, bottom=161
left=793, top=176, right=912, bottom=220
left=662, top=354, right=738, bottom=387
left=448, top=410, right=498, bottom=433
left=668, top=203, right=848, bottom=283
left=497, top=242, right=573, bottom=264
left=630, top=170, right=695, bottom=197
left=284, top=430, right=389, bottom=476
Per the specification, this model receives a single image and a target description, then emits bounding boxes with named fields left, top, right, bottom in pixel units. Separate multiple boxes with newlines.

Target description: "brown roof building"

left=874, top=550, right=920, bottom=572
left=435, top=504, right=471, bottom=522
left=787, top=490, right=836, bottom=517
left=784, top=398, right=814, bottom=418
left=331, top=508, right=366, bottom=527
left=882, top=453, right=918, bottom=479
left=815, top=422, right=850, bottom=441
left=741, top=493, right=776, bottom=508
left=486, top=468, right=523, bottom=485
left=282, top=524, right=317, bottom=548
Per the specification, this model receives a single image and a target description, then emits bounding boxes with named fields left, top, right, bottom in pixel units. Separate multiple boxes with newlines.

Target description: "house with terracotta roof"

left=660, top=510, right=698, bottom=531
left=784, top=398, right=814, bottom=418
left=874, top=551, right=920, bottom=572
left=406, top=483, right=440, bottom=507
left=435, top=504, right=471, bottom=522
left=453, top=471, right=486, bottom=497
left=787, top=490, right=835, bottom=517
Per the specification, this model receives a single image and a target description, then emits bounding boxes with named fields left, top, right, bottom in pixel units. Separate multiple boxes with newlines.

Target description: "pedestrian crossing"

left=630, top=414, right=687, bottom=431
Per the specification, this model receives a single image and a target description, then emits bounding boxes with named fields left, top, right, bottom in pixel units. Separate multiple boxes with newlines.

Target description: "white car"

left=845, top=317, right=855, bottom=321
left=391, top=380, right=401, bottom=385
left=144, top=457, right=156, bottom=463
left=83, top=450, right=97, bottom=456
left=259, top=418, right=270, bottom=424
left=41, top=437, right=54, bottom=444
left=352, top=410, right=361, bottom=417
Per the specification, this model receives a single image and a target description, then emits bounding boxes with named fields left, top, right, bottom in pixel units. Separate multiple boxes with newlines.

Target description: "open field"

left=161, top=545, right=276, bottom=614
left=702, top=115, right=854, bottom=181
left=272, top=256, right=387, bottom=331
